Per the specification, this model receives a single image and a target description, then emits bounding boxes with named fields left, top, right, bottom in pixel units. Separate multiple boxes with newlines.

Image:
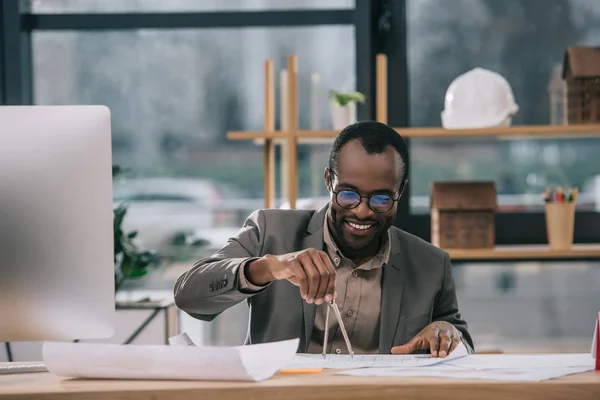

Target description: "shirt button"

left=335, top=348, right=342, bottom=354
left=346, top=310, right=353, bottom=317
left=352, top=271, right=358, bottom=278
left=333, top=257, right=340, bottom=264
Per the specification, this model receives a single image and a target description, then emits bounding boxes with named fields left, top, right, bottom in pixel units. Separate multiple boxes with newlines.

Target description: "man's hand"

left=390, top=321, right=462, bottom=358
left=246, top=248, right=336, bottom=305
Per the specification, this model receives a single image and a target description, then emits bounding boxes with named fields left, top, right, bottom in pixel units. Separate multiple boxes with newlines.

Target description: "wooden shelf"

left=226, top=53, right=600, bottom=214
left=227, top=129, right=337, bottom=142
left=227, top=124, right=600, bottom=142
left=446, top=244, right=600, bottom=262
left=395, top=124, right=600, bottom=139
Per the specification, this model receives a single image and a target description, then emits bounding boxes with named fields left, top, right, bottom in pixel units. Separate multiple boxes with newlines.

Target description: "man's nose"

left=352, top=199, right=374, bottom=220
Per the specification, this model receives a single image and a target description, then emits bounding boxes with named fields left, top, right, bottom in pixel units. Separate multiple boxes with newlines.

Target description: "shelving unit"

left=228, top=123, right=600, bottom=142
left=447, top=244, right=600, bottom=262
left=226, top=53, right=600, bottom=262
left=227, top=54, right=391, bottom=210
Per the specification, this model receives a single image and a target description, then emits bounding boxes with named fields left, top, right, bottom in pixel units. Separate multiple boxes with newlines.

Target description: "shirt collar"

left=322, top=210, right=391, bottom=269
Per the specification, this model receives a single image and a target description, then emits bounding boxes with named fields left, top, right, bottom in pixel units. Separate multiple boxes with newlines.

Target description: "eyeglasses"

left=332, top=189, right=400, bottom=213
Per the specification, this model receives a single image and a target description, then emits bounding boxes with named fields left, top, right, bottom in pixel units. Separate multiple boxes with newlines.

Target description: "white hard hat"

left=441, top=67, right=519, bottom=129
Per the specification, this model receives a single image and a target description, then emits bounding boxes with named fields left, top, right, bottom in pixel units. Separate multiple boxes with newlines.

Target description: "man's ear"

left=399, top=178, right=408, bottom=198
left=324, top=167, right=332, bottom=192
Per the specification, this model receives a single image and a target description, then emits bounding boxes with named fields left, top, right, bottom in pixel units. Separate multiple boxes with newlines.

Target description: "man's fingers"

left=390, top=335, right=423, bottom=355
left=280, top=248, right=338, bottom=303
left=391, top=322, right=463, bottom=358
left=428, top=333, right=440, bottom=358
left=438, top=334, right=451, bottom=358
left=390, top=344, right=413, bottom=355
left=319, top=251, right=336, bottom=302
left=290, top=263, right=308, bottom=299
left=298, top=253, right=320, bottom=302
left=309, top=251, right=330, bottom=304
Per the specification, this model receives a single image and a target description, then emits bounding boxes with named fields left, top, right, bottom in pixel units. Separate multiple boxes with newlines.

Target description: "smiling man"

left=174, top=121, right=474, bottom=357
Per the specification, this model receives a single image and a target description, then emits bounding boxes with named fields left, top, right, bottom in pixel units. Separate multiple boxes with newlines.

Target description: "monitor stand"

left=1, top=343, right=48, bottom=374
left=0, top=363, right=48, bottom=374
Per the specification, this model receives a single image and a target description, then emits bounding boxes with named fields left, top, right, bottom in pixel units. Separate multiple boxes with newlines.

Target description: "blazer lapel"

left=379, top=231, right=405, bottom=353
left=299, top=205, right=328, bottom=352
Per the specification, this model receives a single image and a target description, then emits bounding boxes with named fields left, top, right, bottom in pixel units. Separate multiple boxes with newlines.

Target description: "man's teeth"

left=347, top=222, right=372, bottom=230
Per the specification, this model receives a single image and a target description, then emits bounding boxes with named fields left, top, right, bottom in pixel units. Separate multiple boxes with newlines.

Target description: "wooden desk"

left=1, top=368, right=599, bottom=400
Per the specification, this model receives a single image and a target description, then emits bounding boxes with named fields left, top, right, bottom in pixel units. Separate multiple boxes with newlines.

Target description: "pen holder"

left=545, top=202, right=575, bottom=250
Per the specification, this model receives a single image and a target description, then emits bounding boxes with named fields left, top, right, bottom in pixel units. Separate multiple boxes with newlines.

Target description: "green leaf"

left=328, top=90, right=366, bottom=106
left=113, top=205, right=128, bottom=226
left=112, top=165, right=161, bottom=291
left=128, top=268, right=148, bottom=277
left=112, top=164, right=130, bottom=179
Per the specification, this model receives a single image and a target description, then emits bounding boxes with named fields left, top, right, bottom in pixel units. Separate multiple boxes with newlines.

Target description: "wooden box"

left=562, top=47, right=600, bottom=124
left=430, top=181, right=497, bottom=249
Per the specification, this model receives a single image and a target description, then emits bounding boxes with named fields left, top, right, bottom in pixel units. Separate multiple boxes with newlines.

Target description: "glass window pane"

left=32, top=26, right=355, bottom=261
left=454, top=261, right=600, bottom=353
left=30, top=0, right=353, bottom=13
left=407, top=0, right=600, bottom=213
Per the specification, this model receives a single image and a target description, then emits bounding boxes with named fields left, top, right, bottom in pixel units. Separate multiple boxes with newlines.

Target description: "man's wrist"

left=246, top=257, right=272, bottom=286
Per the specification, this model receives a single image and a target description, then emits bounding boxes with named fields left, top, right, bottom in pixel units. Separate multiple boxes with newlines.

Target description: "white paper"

left=42, top=338, right=299, bottom=381
left=168, top=332, right=195, bottom=347
left=445, top=353, right=595, bottom=370
left=337, top=364, right=593, bottom=382
left=285, top=341, right=468, bottom=369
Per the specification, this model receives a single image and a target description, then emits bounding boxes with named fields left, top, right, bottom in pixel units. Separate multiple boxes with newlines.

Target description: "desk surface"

left=1, top=366, right=599, bottom=400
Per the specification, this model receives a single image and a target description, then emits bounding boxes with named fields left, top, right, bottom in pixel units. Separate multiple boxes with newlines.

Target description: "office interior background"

left=2, top=0, right=600, bottom=355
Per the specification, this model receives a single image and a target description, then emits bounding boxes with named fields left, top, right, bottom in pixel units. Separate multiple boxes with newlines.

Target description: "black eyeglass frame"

left=327, top=171, right=408, bottom=213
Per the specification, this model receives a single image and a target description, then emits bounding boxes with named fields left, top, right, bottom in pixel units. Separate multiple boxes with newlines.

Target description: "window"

left=29, top=0, right=354, bottom=13
left=32, top=26, right=355, bottom=260
left=454, top=261, right=600, bottom=352
left=407, top=0, right=600, bottom=213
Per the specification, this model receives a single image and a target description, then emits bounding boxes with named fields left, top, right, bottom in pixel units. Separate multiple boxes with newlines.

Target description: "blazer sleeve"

left=173, top=209, right=270, bottom=321
left=432, top=253, right=475, bottom=354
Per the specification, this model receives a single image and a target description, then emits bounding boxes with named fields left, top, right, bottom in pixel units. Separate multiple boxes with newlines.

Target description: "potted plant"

left=112, top=165, right=160, bottom=294
left=329, top=90, right=365, bottom=129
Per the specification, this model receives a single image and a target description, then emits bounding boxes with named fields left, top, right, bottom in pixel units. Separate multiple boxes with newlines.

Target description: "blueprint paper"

left=285, top=341, right=468, bottom=369
left=42, top=338, right=299, bottom=381
left=445, top=353, right=595, bottom=370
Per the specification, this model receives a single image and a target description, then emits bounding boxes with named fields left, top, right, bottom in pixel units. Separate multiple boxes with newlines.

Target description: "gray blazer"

left=174, top=205, right=474, bottom=353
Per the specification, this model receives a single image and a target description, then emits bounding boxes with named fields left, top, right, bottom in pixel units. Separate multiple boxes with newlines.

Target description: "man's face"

left=324, top=140, right=404, bottom=255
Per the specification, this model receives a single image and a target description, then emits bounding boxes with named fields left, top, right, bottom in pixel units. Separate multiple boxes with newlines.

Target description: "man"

left=174, top=121, right=474, bottom=357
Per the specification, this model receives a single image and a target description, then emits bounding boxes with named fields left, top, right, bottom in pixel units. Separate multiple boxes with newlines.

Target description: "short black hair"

left=327, top=121, right=409, bottom=184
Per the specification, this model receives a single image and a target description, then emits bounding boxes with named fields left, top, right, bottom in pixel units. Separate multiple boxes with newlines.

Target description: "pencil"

left=556, top=186, right=564, bottom=202
left=543, top=187, right=551, bottom=203
left=278, top=368, right=324, bottom=375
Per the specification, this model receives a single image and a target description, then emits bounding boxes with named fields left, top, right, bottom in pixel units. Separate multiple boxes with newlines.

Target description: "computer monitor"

left=0, top=105, right=115, bottom=345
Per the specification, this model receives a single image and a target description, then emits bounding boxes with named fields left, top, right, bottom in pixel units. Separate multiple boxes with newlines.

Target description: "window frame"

left=12, top=1, right=590, bottom=247
left=4, top=0, right=387, bottom=211
left=1, top=0, right=31, bottom=104
left=22, top=9, right=355, bottom=30
left=4, top=0, right=381, bottom=114
left=384, top=0, right=600, bottom=247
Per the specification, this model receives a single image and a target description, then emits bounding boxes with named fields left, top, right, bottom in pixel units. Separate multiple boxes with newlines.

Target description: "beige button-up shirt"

left=238, top=214, right=390, bottom=355
left=306, top=217, right=390, bottom=355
